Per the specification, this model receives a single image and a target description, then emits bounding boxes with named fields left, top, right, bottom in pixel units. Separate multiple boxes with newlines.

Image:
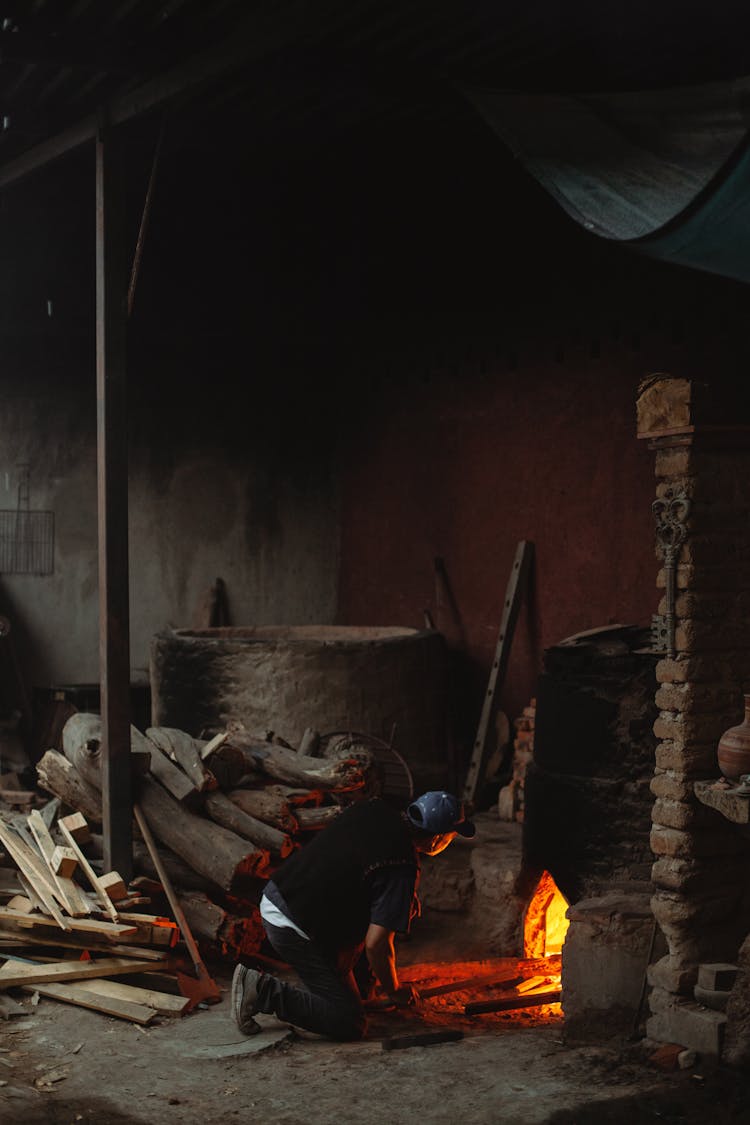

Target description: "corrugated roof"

left=0, top=2, right=749, bottom=176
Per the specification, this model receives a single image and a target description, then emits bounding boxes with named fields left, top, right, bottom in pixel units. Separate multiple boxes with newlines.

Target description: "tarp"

left=466, top=78, right=750, bottom=283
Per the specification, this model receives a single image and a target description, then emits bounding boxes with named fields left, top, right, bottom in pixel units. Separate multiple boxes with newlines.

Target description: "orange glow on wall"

left=523, top=870, right=570, bottom=959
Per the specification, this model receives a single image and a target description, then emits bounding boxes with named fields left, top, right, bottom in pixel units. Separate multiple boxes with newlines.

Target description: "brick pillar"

left=637, top=375, right=750, bottom=1029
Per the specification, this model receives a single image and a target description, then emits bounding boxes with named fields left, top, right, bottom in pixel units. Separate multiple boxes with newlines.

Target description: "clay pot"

left=717, top=695, right=750, bottom=780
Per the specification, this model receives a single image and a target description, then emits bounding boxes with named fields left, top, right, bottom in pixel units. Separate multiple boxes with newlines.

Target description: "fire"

left=523, top=870, right=569, bottom=960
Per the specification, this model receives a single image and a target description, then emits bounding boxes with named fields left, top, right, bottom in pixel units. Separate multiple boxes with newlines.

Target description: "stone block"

left=652, top=855, right=749, bottom=895
left=657, top=655, right=750, bottom=686
left=651, top=796, right=716, bottom=831
left=646, top=1001, right=726, bottom=1057
left=694, top=984, right=731, bottom=1011
left=650, top=771, right=695, bottom=802
left=650, top=823, right=744, bottom=859
left=562, top=896, right=656, bottom=1042
left=647, top=953, right=697, bottom=995
left=698, top=963, right=738, bottom=992
left=637, top=375, right=693, bottom=435
left=654, top=446, right=693, bottom=477
left=693, top=780, right=750, bottom=824
left=654, top=710, right=733, bottom=744
left=654, top=741, right=720, bottom=773
left=651, top=890, right=739, bottom=932
left=675, top=618, right=750, bottom=654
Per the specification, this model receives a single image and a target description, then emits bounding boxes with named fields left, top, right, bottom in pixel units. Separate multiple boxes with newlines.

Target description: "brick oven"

left=523, top=623, right=664, bottom=1041
left=636, top=375, right=750, bottom=1064
left=509, top=374, right=750, bottom=1060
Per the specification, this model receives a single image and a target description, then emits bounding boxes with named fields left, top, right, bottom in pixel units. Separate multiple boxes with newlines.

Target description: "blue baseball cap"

left=407, top=791, right=476, bottom=838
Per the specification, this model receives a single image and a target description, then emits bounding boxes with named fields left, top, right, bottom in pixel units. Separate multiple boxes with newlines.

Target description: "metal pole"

left=96, top=111, right=133, bottom=879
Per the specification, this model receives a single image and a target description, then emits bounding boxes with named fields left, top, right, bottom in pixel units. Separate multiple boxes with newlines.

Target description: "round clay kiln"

left=150, top=625, right=448, bottom=789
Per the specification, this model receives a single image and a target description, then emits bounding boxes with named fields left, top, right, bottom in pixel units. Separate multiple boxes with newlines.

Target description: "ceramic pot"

left=717, top=695, right=750, bottom=780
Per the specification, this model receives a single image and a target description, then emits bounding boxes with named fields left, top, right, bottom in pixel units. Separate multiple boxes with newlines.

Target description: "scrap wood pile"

left=0, top=804, right=190, bottom=1026
left=27, top=713, right=385, bottom=966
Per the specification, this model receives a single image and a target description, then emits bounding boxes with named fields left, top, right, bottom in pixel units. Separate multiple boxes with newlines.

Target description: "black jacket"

left=270, top=798, right=417, bottom=948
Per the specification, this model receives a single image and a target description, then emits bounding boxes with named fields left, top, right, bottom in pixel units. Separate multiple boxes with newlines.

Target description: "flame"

left=523, top=870, right=569, bottom=960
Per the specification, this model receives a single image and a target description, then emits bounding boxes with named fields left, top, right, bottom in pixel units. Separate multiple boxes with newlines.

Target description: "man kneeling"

left=231, top=791, right=475, bottom=1040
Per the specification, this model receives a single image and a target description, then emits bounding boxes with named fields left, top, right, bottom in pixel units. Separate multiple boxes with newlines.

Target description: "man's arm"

left=364, top=923, right=418, bottom=1006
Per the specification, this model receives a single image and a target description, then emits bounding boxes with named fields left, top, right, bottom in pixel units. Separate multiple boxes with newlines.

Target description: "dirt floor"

left=3, top=954, right=750, bottom=1125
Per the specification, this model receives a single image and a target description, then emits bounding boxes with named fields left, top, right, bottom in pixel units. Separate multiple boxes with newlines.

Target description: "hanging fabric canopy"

left=466, top=78, right=750, bottom=283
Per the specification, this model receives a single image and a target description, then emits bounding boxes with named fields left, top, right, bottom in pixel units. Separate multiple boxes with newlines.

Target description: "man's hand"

left=390, top=983, right=420, bottom=1008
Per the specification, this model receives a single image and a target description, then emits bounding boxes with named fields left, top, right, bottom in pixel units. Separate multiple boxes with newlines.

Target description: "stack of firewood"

left=31, top=714, right=383, bottom=963
left=497, top=699, right=535, bottom=823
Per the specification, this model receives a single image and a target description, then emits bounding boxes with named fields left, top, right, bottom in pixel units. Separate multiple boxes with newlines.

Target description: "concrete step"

left=647, top=999, right=727, bottom=1058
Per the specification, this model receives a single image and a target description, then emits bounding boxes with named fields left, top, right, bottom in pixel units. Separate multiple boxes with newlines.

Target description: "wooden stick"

left=19, top=982, right=157, bottom=1024
left=27, top=810, right=93, bottom=918
left=464, top=989, right=561, bottom=1015
left=382, top=1029, right=464, bottom=1051
left=58, top=820, right=120, bottom=922
left=133, top=803, right=220, bottom=1004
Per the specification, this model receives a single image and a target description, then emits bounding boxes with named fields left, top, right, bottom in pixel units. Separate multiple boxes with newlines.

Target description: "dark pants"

left=257, top=919, right=367, bottom=1041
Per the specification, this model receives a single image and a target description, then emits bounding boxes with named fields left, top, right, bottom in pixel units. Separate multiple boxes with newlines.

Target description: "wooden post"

left=96, top=112, right=132, bottom=879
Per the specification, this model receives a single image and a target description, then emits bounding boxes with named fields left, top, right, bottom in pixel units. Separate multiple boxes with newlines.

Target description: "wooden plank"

left=0, top=906, right=136, bottom=938
left=58, top=820, right=119, bottom=922
left=463, top=540, right=534, bottom=804
left=0, top=823, right=71, bottom=928
left=0, top=955, right=168, bottom=988
left=19, top=982, right=156, bottom=1024
left=0, top=928, right=170, bottom=961
left=27, top=810, right=93, bottom=918
left=73, top=978, right=190, bottom=1016
left=146, top=739, right=200, bottom=804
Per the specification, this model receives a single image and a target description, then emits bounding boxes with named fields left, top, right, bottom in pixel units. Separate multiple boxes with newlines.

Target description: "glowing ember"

left=523, top=870, right=570, bottom=959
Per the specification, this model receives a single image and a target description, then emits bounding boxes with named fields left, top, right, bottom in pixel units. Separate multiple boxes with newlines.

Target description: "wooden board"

left=20, top=981, right=157, bottom=1024
left=0, top=955, right=169, bottom=988
left=0, top=823, right=71, bottom=929
left=0, top=905, right=137, bottom=938
left=463, top=540, right=534, bottom=804
left=73, top=978, right=190, bottom=1015
left=0, top=928, right=171, bottom=961
left=27, top=809, right=93, bottom=918
left=58, top=820, right=119, bottom=922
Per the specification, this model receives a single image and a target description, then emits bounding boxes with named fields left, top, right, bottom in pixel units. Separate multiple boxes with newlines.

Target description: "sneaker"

left=231, top=964, right=262, bottom=1035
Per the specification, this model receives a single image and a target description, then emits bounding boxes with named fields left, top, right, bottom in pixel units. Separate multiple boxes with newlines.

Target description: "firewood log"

left=87, top=833, right=222, bottom=898
left=204, top=792, right=294, bottom=858
left=179, top=891, right=264, bottom=960
left=226, top=786, right=298, bottom=833
left=295, top=805, right=342, bottom=830
left=226, top=734, right=371, bottom=791
left=62, top=713, right=152, bottom=785
left=202, top=742, right=250, bottom=790
left=146, top=728, right=218, bottom=793
left=35, top=750, right=103, bottom=825
left=136, top=776, right=272, bottom=893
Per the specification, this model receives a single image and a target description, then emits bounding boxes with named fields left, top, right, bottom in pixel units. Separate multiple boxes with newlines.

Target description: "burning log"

left=179, top=891, right=265, bottom=960
left=295, top=805, right=342, bottom=830
left=226, top=786, right=299, bottom=833
left=225, top=733, right=371, bottom=791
